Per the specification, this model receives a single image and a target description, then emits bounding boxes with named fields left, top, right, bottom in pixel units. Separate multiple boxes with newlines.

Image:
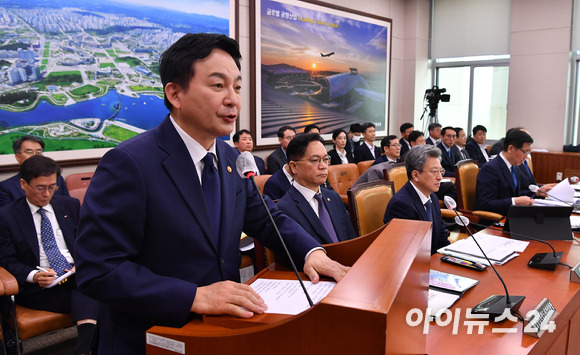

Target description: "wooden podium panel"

left=428, top=238, right=580, bottom=354
left=146, top=219, right=432, bottom=354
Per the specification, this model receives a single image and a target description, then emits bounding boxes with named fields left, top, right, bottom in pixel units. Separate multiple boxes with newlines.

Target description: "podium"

left=146, top=219, right=432, bottom=354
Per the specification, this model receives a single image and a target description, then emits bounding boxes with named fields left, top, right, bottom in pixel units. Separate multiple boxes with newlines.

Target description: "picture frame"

left=0, top=0, right=238, bottom=168
left=250, top=0, right=392, bottom=148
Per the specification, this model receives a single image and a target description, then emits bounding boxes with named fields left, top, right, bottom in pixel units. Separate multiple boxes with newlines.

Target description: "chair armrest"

left=441, top=209, right=461, bottom=219
left=0, top=267, right=19, bottom=296
left=472, top=210, right=503, bottom=222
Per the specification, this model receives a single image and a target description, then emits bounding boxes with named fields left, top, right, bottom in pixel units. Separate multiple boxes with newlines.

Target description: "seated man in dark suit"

left=373, top=135, right=401, bottom=165
left=354, top=122, right=381, bottom=163
left=303, top=124, right=320, bottom=134
left=0, top=155, right=99, bottom=355
left=400, top=130, right=425, bottom=162
left=454, top=127, right=470, bottom=160
left=425, top=122, right=441, bottom=145
left=277, top=134, right=356, bottom=244
left=436, top=126, right=462, bottom=177
left=0, top=135, right=69, bottom=208
left=474, top=130, right=555, bottom=216
left=267, top=125, right=295, bottom=174
left=263, top=164, right=293, bottom=200
left=383, top=145, right=450, bottom=254
left=465, top=125, right=490, bottom=166
left=233, top=129, right=266, bottom=175
left=399, top=123, right=414, bottom=157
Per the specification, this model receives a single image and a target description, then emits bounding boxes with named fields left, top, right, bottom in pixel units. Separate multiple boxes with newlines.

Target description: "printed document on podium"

left=250, top=279, right=335, bottom=315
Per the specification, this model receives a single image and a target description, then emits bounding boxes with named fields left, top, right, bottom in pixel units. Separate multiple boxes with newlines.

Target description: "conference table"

left=146, top=220, right=580, bottom=354
left=428, top=229, right=580, bottom=354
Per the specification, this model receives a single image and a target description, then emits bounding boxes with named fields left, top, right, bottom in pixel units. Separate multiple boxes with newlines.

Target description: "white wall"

left=507, top=0, right=573, bottom=151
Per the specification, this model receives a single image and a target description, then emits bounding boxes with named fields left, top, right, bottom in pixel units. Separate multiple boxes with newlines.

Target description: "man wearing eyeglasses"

left=0, top=155, right=99, bottom=354
left=277, top=133, right=356, bottom=244
left=474, top=130, right=556, bottom=216
left=0, top=135, right=69, bottom=208
left=373, top=135, right=401, bottom=166
left=384, top=145, right=451, bottom=255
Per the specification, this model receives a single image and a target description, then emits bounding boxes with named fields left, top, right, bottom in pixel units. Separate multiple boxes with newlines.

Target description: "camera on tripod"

left=425, top=86, right=450, bottom=104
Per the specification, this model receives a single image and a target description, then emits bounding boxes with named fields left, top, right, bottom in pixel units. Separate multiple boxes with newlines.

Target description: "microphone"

left=453, top=213, right=564, bottom=270
left=570, top=176, right=579, bottom=184
left=444, top=196, right=525, bottom=319
left=235, top=152, right=314, bottom=307
left=529, top=183, right=580, bottom=212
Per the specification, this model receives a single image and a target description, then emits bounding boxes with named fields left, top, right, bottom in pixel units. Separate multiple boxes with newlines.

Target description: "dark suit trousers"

left=17, top=275, right=100, bottom=322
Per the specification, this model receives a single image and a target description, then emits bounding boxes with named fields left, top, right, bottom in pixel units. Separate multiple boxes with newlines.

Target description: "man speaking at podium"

left=75, top=33, right=348, bottom=354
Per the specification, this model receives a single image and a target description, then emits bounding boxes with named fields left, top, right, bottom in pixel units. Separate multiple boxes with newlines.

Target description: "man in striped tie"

left=0, top=155, right=99, bottom=355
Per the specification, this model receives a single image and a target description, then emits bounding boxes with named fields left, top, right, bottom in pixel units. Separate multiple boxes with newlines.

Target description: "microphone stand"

left=247, top=173, right=314, bottom=307
left=445, top=198, right=525, bottom=319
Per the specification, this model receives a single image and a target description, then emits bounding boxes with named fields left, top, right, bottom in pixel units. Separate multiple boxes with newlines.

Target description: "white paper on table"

left=250, top=279, right=335, bottom=315
left=428, top=289, right=460, bottom=318
left=545, top=179, right=575, bottom=203
left=438, top=233, right=528, bottom=265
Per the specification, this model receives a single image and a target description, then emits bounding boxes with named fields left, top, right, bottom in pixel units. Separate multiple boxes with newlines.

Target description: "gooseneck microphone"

left=444, top=196, right=525, bottom=318
left=529, top=184, right=580, bottom=211
left=236, top=151, right=314, bottom=307
left=460, top=218, right=564, bottom=270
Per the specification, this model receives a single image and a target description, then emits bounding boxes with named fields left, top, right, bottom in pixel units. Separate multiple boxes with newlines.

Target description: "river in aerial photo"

left=0, top=90, right=168, bottom=131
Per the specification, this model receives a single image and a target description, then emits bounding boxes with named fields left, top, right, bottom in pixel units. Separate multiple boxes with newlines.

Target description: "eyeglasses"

left=423, top=168, right=445, bottom=176
left=519, top=148, right=532, bottom=156
left=27, top=182, right=58, bottom=193
left=390, top=144, right=402, bottom=148
left=296, top=155, right=331, bottom=166
left=21, top=149, right=43, bottom=156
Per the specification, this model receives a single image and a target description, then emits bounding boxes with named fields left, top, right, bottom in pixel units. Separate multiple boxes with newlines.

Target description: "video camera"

left=425, top=86, right=450, bottom=104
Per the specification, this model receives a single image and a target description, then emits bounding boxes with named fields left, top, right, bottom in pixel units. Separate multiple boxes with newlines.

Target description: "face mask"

left=352, top=135, right=361, bottom=143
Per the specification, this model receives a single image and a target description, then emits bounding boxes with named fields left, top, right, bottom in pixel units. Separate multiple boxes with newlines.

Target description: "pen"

left=36, top=266, right=52, bottom=274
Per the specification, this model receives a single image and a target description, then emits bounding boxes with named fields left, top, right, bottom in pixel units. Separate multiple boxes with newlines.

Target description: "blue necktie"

left=39, top=208, right=72, bottom=277
left=202, top=153, right=221, bottom=243
left=511, top=166, right=518, bottom=189
left=424, top=200, right=433, bottom=222
left=314, top=193, right=339, bottom=243
left=523, top=160, right=533, bottom=179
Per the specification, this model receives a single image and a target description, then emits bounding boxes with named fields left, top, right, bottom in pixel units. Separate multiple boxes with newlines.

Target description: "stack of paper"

left=437, top=232, right=529, bottom=266
left=428, top=270, right=479, bottom=318
left=534, top=179, right=576, bottom=207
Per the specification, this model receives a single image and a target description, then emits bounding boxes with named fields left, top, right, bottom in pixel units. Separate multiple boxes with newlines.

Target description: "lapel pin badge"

left=327, top=197, right=330, bottom=202
left=227, top=166, right=232, bottom=173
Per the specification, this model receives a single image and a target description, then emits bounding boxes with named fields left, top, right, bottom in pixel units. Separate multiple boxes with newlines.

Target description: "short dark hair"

left=454, top=127, right=464, bottom=136
left=349, top=123, right=362, bottom=133
left=233, top=129, right=252, bottom=143
left=286, top=133, right=325, bottom=162
left=20, top=155, right=61, bottom=183
left=361, top=122, right=375, bottom=134
left=400, top=122, right=414, bottom=133
left=160, top=33, right=241, bottom=110
left=409, top=130, right=424, bottom=143
left=381, top=135, right=398, bottom=150
left=503, top=130, right=533, bottom=151
left=428, top=123, right=442, bottom=132
left=472, top=125, right=487, bottom=136
left=441, top=126, right=456, bottom=136
left=13, top=135, right=45, bottom=154
left=505, top=127, right=524, bottom=137
left=277, top=125, right=296, bottom=138
left=303, top=124, right=320, bottom=134
left=332, top=129, right=347, bottom=140
left=405, top=145, right=441, bottom=180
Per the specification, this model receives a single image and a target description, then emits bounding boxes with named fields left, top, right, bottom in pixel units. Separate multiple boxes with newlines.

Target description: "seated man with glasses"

left=0, top=155, right=99, bottom=355
left=277, top=133, right=356, bottom=244
left=0, top=135, right=69, bottom=208
left=383, top=145, right=451, bottom=254
left=373, top=135, right=401, bottom=165
left=474, top=130, right=556, bottom=216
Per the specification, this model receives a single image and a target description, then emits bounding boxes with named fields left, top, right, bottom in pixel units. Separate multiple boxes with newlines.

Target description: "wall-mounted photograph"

left=251, top=0, right=391, bottom=147
left=0, top=0, right=236, bottom=164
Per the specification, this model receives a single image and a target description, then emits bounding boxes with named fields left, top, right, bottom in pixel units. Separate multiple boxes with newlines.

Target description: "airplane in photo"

left=320, top=52, right=335, bottom=57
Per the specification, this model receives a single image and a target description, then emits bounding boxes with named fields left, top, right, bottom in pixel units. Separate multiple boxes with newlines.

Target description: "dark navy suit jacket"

left=518, top=160, right=537, bottom=196
left=437, top=142, right=462, bottom=177
left=400, top=138, right=410, bottom=157
left=267, top=147, right=287, bottom=174
left=354, top=143, right=381, bottom=163
left=474, top=155, right=534, bottom=215
left=254, top=155, right=266, bottom=175
left=263, top=168, right=292, bottom=200
left=74, top=116, right=320, bottom=353
left=465, top=139, right=489, bottom=166
left=328, top=148, right=354, bottom=165
left=0, top=174, right=69, bottom=208
left=277, top=187, right=356, bottom=245
left=383, top=181, right=450, bottom=254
